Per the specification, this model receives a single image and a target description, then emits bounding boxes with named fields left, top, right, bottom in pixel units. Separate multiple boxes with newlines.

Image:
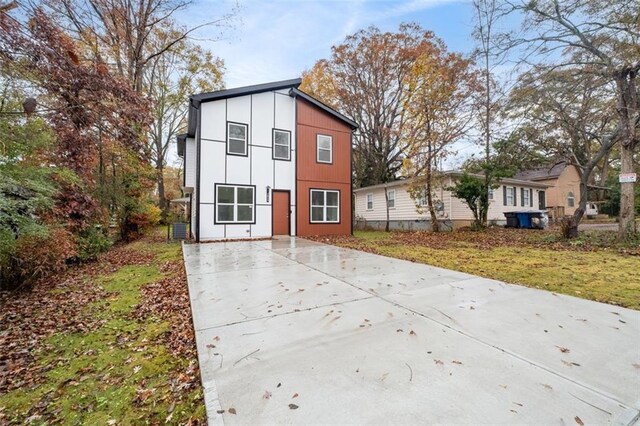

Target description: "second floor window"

left=488, top=187, right=494, bottom=200
left=227, top=122, right=248, bottom=156
left=567, top=192, right=575, bottom=207
left=273, top=129, right=291, bottom=160
left=317, top=134, right=332, bottom=163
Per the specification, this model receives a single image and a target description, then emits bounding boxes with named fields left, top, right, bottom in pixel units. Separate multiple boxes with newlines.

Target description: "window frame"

left=488, top=187, right=494, bottom=201
left=272, top=128, right=291, bottom=161
left=523, top=188, right=530, bottom=207
left=214, top=184, right=256, bottom=224
left=387, top=189, right=396, bottom=209
left=366, top=193, right=374, bottom=210
left=506, top=187, right=515, bottom=206
left=316, top=134, right=333, bottom=164
left=226, top=122, right=248, bottom=157
left=567, top=192, right=575, bottom=208
left=417, top=189, right=428, bottom=207
left=310, top=189, right=340, bottom=224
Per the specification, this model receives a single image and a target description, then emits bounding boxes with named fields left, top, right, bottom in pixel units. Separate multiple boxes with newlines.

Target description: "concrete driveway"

left=183, top=238, right=640, bottom=425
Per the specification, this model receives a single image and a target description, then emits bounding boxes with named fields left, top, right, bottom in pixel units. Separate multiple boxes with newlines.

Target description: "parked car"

left=586, top=203, right=598, bottom=218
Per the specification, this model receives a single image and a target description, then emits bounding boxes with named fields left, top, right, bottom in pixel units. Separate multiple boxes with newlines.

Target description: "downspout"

left=288, top=88, right=298, bottom=236
left=350, top=129, right=354, bottom=235
left=195, top=100, right=202, bottom=243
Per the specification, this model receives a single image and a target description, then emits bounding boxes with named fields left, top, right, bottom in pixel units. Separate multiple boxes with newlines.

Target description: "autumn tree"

left=42, top=0, right=235, bottom=92
left=144, top=25, right=224, bottom=221
left=301, top=24, right=442, bottom=188
left=505, top=0, right=639, bottom=239
left=509, top=66, right=619, bottom=236
left=0, top=9, right=154, bottom=243
left=403, top=47, right=479, bottom=232
left=471, top=0, right=510, bottom=227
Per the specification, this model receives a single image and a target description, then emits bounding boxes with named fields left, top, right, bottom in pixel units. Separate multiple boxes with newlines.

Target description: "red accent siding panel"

left=296, top=98, right=352, bottom=236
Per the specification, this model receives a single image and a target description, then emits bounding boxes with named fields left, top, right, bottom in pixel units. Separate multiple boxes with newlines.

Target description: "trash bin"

left=516, top=212, right=531, bottom=228
left=504, top=212, right=519, bottom=228
left=530, top=211, right=549, bottom=229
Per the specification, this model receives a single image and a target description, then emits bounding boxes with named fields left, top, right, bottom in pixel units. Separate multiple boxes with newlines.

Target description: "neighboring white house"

left=354, top=172, right=549, bottom=230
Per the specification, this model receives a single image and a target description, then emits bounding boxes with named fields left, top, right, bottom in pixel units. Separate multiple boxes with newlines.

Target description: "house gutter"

left=193, top=98, right=202, bottom=243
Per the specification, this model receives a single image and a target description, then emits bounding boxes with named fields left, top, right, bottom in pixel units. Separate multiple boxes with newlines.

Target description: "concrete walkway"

left=183, top=238, right=640, bottom=425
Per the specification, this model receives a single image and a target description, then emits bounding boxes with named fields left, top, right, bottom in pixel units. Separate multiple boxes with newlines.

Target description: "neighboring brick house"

left=353, top=172, right=548, bottom=230
left=514, top=161, right=581, bottom=218
left=177, top=79, right=357, bottom=241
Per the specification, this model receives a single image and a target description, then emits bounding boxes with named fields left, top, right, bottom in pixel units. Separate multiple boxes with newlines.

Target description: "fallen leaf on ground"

left=289, top=404, right=299, bottom=410
left=575, top=416, right=584, bottom=425
left=228, top=408, right=237, bottom=415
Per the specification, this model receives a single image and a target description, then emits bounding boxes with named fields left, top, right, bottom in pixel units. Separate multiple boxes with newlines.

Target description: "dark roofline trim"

left=288, top=88, right=358, bottom=130
left=191, top=78, right=303, bottom=104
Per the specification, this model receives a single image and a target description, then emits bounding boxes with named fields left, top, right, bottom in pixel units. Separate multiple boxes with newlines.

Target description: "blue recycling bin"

left=516, top=212, right=531, bottom=228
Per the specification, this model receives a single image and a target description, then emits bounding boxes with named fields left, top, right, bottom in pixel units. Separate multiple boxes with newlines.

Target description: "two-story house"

left=177, top=79, right=357, bottom=241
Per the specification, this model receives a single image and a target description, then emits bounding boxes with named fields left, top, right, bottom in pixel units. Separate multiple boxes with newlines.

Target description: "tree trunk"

left=426, top=168, right=440, bottom=232
left=157, top=162, right=168, bottom=224
left=384, top=187, right=390, bottom=232
left=618, top=143, right=636, bottom=238
left=614, top=71, right=638, bottom=239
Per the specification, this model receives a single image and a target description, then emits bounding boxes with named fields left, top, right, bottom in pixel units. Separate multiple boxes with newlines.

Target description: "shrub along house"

left=354, top=172, right=549, bottom=230
left=177, top=79, right=357, bottom=241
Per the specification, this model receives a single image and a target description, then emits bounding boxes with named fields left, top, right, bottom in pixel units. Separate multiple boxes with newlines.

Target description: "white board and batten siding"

left=197, top=89, right=296, bottom=240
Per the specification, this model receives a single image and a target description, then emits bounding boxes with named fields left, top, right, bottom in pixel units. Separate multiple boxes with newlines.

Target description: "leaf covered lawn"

left=309, top=228, right=640, bottom=310
left=0, top=230, right=205, bottom=424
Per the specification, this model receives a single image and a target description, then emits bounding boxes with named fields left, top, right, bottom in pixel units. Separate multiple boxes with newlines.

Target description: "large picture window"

left=227, top=122, right=248, bottom=156
left=316, top=134, right=332, bottom=163
left=310, top=189, right=339, bottom=223
left=216, top=184, right=255, bottom=223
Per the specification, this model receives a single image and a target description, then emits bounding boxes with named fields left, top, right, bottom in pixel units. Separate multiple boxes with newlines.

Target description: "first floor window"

left=506, top=186, right=515, bottom=206
left=316, top=134, right=332, bottom=163
left=227, top=122, right=248, bottom=155
left=216, top=184, right=254, bottom=223
left=417, top=189, right=428, bottom=206
left=567, top=192, right=575, bottom=208
left=311, top=189, right=339, bottom=223
left=273, top=129, right=291, bottom=160
left=523, top=188, right=530, bottom=206
left=387, top=189, right=396, bottom=208
left=366, top=193, right=373, bottom=210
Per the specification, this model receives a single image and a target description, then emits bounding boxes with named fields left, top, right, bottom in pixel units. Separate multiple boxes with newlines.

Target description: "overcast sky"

left=190, top=0, right=475, bottom=88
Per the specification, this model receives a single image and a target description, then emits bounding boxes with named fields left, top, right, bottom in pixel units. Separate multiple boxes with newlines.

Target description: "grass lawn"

left=0, top=230, right=205, bottom=424
left=314, top=228, right=640, bottom=310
